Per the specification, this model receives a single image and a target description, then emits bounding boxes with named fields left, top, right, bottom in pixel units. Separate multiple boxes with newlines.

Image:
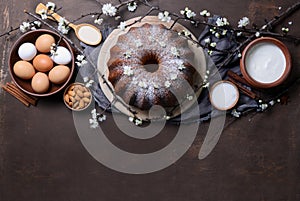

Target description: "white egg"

left=18, top=42, right=37, bottom=61
left=50, top=46, right=72, bottom=65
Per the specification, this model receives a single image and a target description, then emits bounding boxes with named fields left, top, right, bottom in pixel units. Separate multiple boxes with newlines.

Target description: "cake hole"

left=142, top=53, right=160, bottom=73
left=144, top=63, right=159, bottom=72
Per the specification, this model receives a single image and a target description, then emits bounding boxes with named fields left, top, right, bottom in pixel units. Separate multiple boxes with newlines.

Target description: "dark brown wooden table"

left=0, top=0, right=299, bottom=200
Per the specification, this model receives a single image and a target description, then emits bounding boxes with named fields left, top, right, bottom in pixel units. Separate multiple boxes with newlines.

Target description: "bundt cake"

left=107, top=23, right=199, bottom=111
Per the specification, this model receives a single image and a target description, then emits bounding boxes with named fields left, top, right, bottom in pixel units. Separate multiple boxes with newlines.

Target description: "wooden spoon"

left=35, top=3, right=102, bottom=46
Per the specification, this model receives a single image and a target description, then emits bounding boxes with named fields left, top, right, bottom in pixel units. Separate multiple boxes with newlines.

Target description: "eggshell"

left=48, top=65, right=71, bottom=84
left=50, top=46, right=72, bottom=65
left=35, top=34, right=55, bottom=53
left=18, top=43, right=37, bottom=61
left=33, top=54, right=54, bottom=72
left=13, top=60, right=35, bottom=80
left=31, top=72, right=50, bottom=93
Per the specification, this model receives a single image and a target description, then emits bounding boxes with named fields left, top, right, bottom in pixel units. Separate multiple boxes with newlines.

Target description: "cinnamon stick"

left=227, top=70, right=250, bottom=86
left=228, top=78, right=258, bottom=99
left=2, top=85, right=30, bottom=107
left=6, top=82, right=37, bottom=105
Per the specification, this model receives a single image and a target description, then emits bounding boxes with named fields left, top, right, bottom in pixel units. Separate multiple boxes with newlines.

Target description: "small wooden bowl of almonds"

left=63, top=82, right=92, bottom=111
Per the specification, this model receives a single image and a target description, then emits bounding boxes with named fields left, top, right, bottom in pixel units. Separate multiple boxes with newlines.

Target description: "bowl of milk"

left=240, top=37, right=291, bottom=88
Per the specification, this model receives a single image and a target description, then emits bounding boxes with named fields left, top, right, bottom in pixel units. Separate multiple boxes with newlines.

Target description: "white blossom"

left=204, top=38, right=211, bottom=44
left=19, top=21, right=31, bottom=33
left=75, top=55, right=87, bottom=67
left=181, top=7, right=196, bottom=19
left=134, top=118, right=143, bottom=126
left=259, top=103, right=268, bottom=111
left=84, top=77, right=95, bottom=88
left=58, top=18, right=70, bottom=34
left=210, top=27, right=216, bottom=34
left=124, top=50, right=132, bottom=59
left=89, top=109, right=106, bottom=128
left=210, top=42, right=217, bottom=48
left=236, top=32, right=242, bottom=37
left=76, top=55, right=85, bottom=61
left=238, top=17, right=250, bottom=28
left=171, top=47, right=180, bottom=57
left=186, top=94, right=193, bottom=101
left=187, top=10, right=196, bottom=18
left=215, top=32, right=220, bottom=38
left=39, top=9, right=48, bottom=20
left=170, top=73, right=178, bottom=80
left=288, top=21, right=293, bottom=25
left=94, top=18, right=103, bottom=25
left=50, top=43, right=58, bottom=55
left=203, top=82, right=210, bottom=88
left=132, top=77, right=138, bottom=85
left=255, top=32, right=260, bottom=37
left=159, top=41, right=167, bottom=48
left=89, top=118, right=99, bottom=128
left=231, top=109, right=241, bottom=118
left=129, top=117, right=143, bottom=126
left=138, top=81, right=148, bottom=88
left=123, top=66, right=134, bottom=76
left=207, top=50, right=213, bottom=55
left=281, top=27, right=289, bottom=33
left=98, top=114, right=106, bottom=122
left=177, top=60, right=185, bottom=70
left=91, top=111, right=98, bottom=120
left=216, top=17, right=229, bottom=27
left=269, top=100, right=275, bottom=106
left=115, top=16, right=121, bottom=20
left=164, top=115, right=171, bottom=120
left=153, top=82, right=159, bottom=89
left=222, top=29, right=228, bottom=36
left=200, top=9, right=210, bottom=17
left=158, top=11, right=171, bottom=23
left=118, top=21, right=126, bottom=31
left=128, top=116, right=134, bottom=122
left=164, top=81, right=171, bottom=88
left=178, top=29, right=191, bottom=37
left=89, top=109, right=100, bottom=128
left=127, top=2, right=137, bottom=12
left=46, top=2, right=56, bottom=11
left=76, top=60, right=87, bottom=67
left=33, top=21, right=42, bottom=27
left=102, top=3, right=117, bottom=17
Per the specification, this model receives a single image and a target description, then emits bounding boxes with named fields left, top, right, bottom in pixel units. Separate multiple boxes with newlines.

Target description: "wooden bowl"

left=240, top=37, right=291, bottom=88
left=63, top=83, right=92, bottom=111
left=209, top=81, right=239, bottom=111
left=8, top=29, right=75, bottom=97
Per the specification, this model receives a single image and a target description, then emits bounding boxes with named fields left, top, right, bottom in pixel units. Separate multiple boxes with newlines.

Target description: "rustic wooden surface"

left=0, top=0, right=300, bottom=201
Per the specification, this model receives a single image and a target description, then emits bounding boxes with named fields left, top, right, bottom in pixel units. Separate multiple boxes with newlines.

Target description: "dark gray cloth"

left=79, top=17, right=259, bottom=123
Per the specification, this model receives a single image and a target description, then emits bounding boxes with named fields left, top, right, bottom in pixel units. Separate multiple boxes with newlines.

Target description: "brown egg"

left=33, top=54, right=53, bottom=72
left=31, top=72, right=50, bottom=93
left=13, top=60, right=35, bottom=80
left=35, top=34, right=55, bottom=53
left=48, top=65, right=71, bottom=85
